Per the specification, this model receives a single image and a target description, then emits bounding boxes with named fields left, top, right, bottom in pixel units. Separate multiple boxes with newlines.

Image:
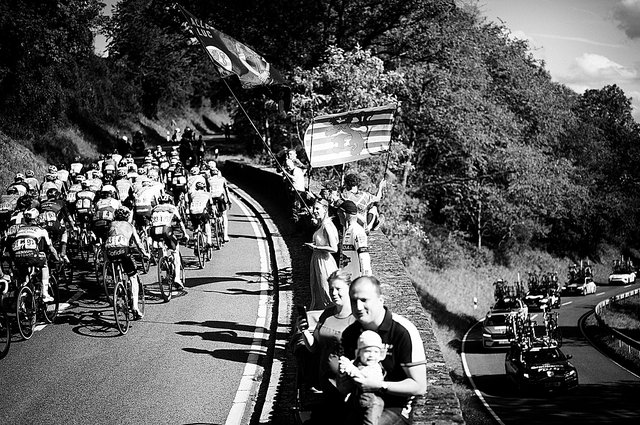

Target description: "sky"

left=478, top=0, right=640, bottom=121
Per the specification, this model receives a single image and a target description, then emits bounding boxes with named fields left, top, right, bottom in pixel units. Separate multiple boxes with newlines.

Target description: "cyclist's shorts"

left=13, top=251, right=46, bottom=268
left=133, top=211, right=151, bottom=229
left=92, top=222, right=110, bottom=243
left=190, top=213, right=210, bottom=230
left=106, top=248, right=136, bottom=276
left=77, top=212, right=93, bottom=224
left=150, top=225, right=177, bottom=251
left=213, top=196, right=228, bottom=213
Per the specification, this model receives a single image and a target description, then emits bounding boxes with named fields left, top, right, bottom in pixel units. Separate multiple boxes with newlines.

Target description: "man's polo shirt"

left=341, top=307, right=426, bottom=409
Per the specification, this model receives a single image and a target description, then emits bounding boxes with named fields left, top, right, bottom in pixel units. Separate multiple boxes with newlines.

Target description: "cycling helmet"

left=125, top=153, right=132, bottom=159
left=114, top=207, right=130, bottom=221
left=15, top=173, right=25, bottom=181
left=195, top=181, right=206, bottom=190
left=7, top=186, right=19, bottom=195
left=48, top=165, right=58, bottom=174
left=211, top=167, right=220, bottom=175
left=117, top=169, right=127, bottom=177
left=122, top=135, right=128, bottom=142
left=101, top=185, right=117, bottom=197
left=17, top=196, right=32, bottom=210
left=159, top=194, right=173, bottom=204
left=25, top=170, right=35, bottom=178
left=46, top=187, right=61, bottom=199
left=24, top=208, right=39, bottom=221
left=74, top=174, right=86, bottom=182
left=99, top=154, right=105, bottom=160
left=207, top=160, right=217, bottom=170
left=81, top=181, right=90, bottom=189
left=137, top=167, right=147, bottom=175
left=170, top=158, right=178, bottom=165
left=190, top=166, right=200, bottom=175
left=45, top=172, right=57, bottom=181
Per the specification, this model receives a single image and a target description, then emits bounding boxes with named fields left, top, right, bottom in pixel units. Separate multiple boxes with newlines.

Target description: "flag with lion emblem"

left=303, top=104, right=397, bottom=168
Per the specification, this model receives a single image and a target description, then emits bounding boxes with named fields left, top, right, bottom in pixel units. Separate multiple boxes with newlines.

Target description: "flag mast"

left=178, top=5, right=311, bottom=213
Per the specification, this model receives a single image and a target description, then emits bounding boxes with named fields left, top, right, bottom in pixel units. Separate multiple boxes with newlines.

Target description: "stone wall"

left=224, top=159, right=464, bottom=424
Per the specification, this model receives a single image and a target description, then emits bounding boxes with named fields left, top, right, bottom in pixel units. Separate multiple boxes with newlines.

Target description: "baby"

left=339, top=330, right=386, bottom=425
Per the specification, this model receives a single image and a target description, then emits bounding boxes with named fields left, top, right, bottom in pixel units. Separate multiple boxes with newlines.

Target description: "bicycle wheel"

left=211, top=217, right=221, bottom=250
left=179, top=252, right=185, bottom=286
left=158, top=256, right=172, bottom=302
left=79, top=232, right=90, bottom=262
left=195, top=231, right=205, bottom=269
left=137, top=277, right=146, bottom=317
left=103, top=260, right=115, bottom=305
left=42, top=276, right=59, bottom=324
left=0, top=310, right=10, bottom=359
left=113, top=281, right=130, bottom=335
left=139, top=236, right=150, bottom=274
left=16, top=285, right=36, bottom=340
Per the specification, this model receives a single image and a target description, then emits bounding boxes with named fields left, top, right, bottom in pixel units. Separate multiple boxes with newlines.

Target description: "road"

left=0, top=189, right=272, bottom=425
left=463, top=283, right=640, bottom=424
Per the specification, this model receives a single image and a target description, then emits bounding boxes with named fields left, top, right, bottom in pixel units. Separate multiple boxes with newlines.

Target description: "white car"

left=608, top=271, right=636, bottom=285
left=564, top=279, right=597, bottom=296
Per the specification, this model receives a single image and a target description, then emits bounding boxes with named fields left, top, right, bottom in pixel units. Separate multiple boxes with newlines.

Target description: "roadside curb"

left=228, top=183, right=293, bottom=424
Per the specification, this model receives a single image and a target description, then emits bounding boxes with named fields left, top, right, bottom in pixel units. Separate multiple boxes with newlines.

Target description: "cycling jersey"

left=208, top=175, right=227, bottom=198
left=187, top=175, right=207, bottom=194
left=189, top=191, right=211, bottom=215
left=134, top=185, right=160, bottom=216
left=24, top=177, right=40, bottom=192
left=0, top=194, right=19, bottom=216
left=150, top=204, right=181, bottom=249
left=94, top=198, right=121, bottom=226
left=70, top=162, right=83, bottom=175
left=40, top=181, right=58, bottom=200
left=11, top=225, right=50, bottom=267
left=105, top=221, right=137, bottom=275
left=39, top=199, right=69, bottom=240
left=8, top=183, right=28, bottom=197
left=115, top=179, right=133, bottom=203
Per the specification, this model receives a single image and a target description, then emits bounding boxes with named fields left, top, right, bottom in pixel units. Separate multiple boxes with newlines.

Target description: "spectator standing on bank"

left=341, top=173, right=386, bottom=232
left=305, top=199, right=339, bottom=310
left=296, top=269, right=356, bottom=424
left=339, top=200, right=371, bottom=279
left=195, top=135, right=206, bottom=167
left=282, top=158, right=311, bottom=222
left=341, top=276, right=427, bottom=425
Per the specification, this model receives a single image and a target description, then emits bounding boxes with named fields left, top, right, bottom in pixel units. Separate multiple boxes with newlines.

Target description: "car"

left=482, top=312, right=511, bottom=348
left=563, top=278, right=597, bottom=296
left=482, top=298, right=529, bottom=348
left=608, top=271, right=636, bottom=285
left=524, top=289, right=562, bottom=310
left=505, top=342, right=579, bottom=393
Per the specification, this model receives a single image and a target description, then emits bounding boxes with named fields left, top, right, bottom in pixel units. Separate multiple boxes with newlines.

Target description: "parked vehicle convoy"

left=608, top=256, right=636, bottom=285
left=563, top=261, right=597, bottom=296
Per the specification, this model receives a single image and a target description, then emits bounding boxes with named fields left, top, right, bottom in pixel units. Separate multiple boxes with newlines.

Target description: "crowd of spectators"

left=281, top=148, right=427, bottom=424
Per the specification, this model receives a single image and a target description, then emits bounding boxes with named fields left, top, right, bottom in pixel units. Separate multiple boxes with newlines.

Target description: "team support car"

left=608, top=258, right=636, bottom=285
left=524, top=289, right=561, bottom=310
left=482, top=298, right=528, bottom=348
left=609, top=270, right=636, bottom=285
left=563, top=278, right=597, bottom=296
left=505, top=342, right=578, bottom=393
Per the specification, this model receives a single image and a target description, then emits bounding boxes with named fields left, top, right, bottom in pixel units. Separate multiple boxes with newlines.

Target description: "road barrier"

left=224, top=159, right=464, bottom=424
left=594, top=288, right=640, bottom=359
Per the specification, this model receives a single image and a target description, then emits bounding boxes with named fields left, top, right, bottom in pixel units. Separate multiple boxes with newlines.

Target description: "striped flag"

left=303, top=104, right=397, bottom=168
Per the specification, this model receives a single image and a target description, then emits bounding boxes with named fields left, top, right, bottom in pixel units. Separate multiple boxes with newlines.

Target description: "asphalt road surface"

left=0, top=192, right=271, bottom=425
left=463, top=282, right=640, bottom=424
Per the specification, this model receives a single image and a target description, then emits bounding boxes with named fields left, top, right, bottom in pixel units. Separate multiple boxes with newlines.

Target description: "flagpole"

left=307, top=80, right=315, bottom=189
left=178, top=5, right=310, bottom=213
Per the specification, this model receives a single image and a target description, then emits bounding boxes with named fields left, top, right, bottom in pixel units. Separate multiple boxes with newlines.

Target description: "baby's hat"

left=357, top=330, right=383, bottom=352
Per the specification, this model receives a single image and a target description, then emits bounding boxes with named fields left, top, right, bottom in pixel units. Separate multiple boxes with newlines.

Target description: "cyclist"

left=75, top=180, right=97, bottom=224
left=39, top=188, right=74, bottom=262
left=189, top=181, right=213, bottom=250
left=105, top=207, right=149, bottom=319
left=0, top=186, right=21, bottom=236
left=112, top=149, right=123, bottom=167
left=10, top=208, right=61, bottom=302
left=24, top=170, right=40, bottom=193
left=92, top=185, right=121, bottom=245
left=70, top=156, right=84, bottom=178
left=102, top=153, right=117, bottom=181
left=8, top=173, right=29, bottom=197
left=206, top=163, right=231, bottom=242
left=150, top=194, right=189, bottom=289
left=114, top=169, right=134, bottom=209
left=133, top=179, right=160, bottom=237
left=187, top=166, right=207, bottom=194
left=56, top=166, right=70, bottom=193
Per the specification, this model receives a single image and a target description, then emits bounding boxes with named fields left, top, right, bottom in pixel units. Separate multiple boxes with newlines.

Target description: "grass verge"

left=583, top=313, right=640, bottom=375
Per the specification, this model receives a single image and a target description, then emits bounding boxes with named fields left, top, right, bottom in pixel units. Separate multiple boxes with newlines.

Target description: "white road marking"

left=562, top=301, right=573, bottom=306
left=596, top=292, right=605, bottom=296
left=624, top=285, right=631, bottom=288
left=530, top=314, right=538, bottom=321
left=461, top=320, right=506, bottom=425
left=225, top=196, right=270, bottom=425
